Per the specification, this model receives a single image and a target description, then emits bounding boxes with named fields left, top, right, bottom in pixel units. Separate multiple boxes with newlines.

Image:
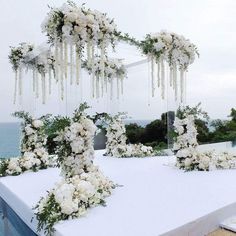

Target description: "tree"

left=125, top=123, right=145, bottom=144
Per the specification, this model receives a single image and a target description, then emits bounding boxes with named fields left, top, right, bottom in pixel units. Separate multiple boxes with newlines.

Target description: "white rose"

left=32, top=120, right=44, bottom=128
left=25, top=125, right=35, bottom=135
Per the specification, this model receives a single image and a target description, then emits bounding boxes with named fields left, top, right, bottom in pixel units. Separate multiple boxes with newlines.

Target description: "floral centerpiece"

left=141, top=31, right=199, bottom=100
left=105, top=115, right=154, bottom=157
left=41, top=2, right=118, bottom=98
left=9, top=43, right=55, bottom=104
left=34, top=104, right=116, bottom=235
left=9, top=43, right=33, bottom=103
left=84, top=56, right=127, bottom=99
left=0, top=111, right=53, bottom=177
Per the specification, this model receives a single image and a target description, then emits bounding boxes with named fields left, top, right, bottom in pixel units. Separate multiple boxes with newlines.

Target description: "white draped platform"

left=1, top=150, right=236, bottom=236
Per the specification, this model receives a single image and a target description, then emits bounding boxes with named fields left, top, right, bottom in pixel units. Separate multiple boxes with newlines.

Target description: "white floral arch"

left=9, top=2, right=198, bottom=109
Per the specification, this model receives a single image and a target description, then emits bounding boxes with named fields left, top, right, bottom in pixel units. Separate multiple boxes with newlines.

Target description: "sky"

left=0, top=0, right=236, bottom=122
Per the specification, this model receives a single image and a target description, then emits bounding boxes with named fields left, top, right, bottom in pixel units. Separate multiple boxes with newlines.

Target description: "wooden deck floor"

left=208, top=229, right=236, bottom=236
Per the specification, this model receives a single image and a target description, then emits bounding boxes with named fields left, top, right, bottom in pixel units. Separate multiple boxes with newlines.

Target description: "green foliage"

left=45, top=116, right=70, bottom=155
left=176, top=103, right=209, bottom=120
left=125, top=123, right=145, bottom=144
left=195, top=119, right=210, bottom=144
left=229, top=108, right=236, bottom=122
left=209, top=118, right=236, bottom=143
left=115, top=31, right=141, bottom=47
left=0, top=160, right=9, bottom=177
left=34, top=194, right=62, bottom=236
left=12, top=111, right=32, bottom=123
left=73, top=102, right=90, bottom=122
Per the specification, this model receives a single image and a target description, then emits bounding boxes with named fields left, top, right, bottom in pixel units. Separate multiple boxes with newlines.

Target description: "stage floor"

left=1, top=150, right=236, bottom=236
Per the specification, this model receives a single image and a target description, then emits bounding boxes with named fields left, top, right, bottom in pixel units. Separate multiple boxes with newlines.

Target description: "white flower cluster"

left=54, top=114, right=97, bottom=178
left=195, top=151, right=236, bottom=171
left=148, top=30, right=198, bottom=70
left=42, top=3, right=117, bottom=49
left=9, top=43, right=34, bottom=71
left=0, top=118, right=52, bottom=177
left=35, top=107, right=116, bottom=235
left=173, top=115, right=199, bottom=170
left=173, top=114, right=236, bottom=171
left=106, top=117, right=154, bottom=158
left=85, top=56, right=127, bottom=80
left=9, top=42, right=55, bottom=104
left=37, top=166, right=115, bottom=216
left=9, top=43, right=54, bottom=74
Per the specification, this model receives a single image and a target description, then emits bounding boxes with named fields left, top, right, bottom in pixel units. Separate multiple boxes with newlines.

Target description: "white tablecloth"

left=1, top=150, right=236, bottom=236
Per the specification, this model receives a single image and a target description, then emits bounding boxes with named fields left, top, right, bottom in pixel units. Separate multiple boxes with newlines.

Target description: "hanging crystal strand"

left=91, top=44, right=95, bottom=79
left=64, top=41, right=68, bottom=79
left=121, top=76, right=124, bottom=95
left=69, top=43, right=73, bottom=85
left=100, top=41, right=105, bottom=95
left=36, top=70, right=39, bottom=98
left=169, top=66, right=173, bottom=87
left=75, top=45, right=80, bottom=85
left=161, top=59, right=165, bottom=99
left=174, top=64, right=178, bottom=101
left=13, top=70, right=18, bottom=104
left=101, top=73, right=104, bottom=97
left=18, top=66, right=22, bottom=96
left=151, top=56, right=155, bottom=97
left=147, top=58, right=151, bottom=105
left=87, top=40, right=91, bottom=65
left=110, top=78, right=113, bottom=100
left=91, top=44, right=95, bottom=67
left=60, top=42, right=64, bottom=100
left=54, top=41, right=59, bottom=82
left=157, top=59, right=161, bottom=88
left=92, top=71, right=95, bottom=98
left=180, top=68, right=184, bottom=103
left=49, top=68, right=52, bottom=95
left=91, top=58, right=95, bottom=98
left=184, top=71, right=187, bottom=104
left=96, top=75, right=100, bottom=99
left=32, top=68, right=36, bottom=92
left=116, top=77, right=120, bottom=99
left=41, top=73, right=46, bottom=104
left=104, top=76, right=108, bottom=93
left=91, top=45, right=95, bottom=97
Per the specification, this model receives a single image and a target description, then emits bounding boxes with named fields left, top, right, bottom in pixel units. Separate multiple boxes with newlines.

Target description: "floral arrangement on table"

left=0, top=112, right=54, bottom=177
left=173, top=110, right=236, bottom=171
left=9, top=43, right=55, bottom=104
left=141, top=30, right=199, bottom=101
left=105, top=115, right=154, bottom=157
left=34, top=103, right=116, bottom=235
left=41, top=1, right=118, bottom=98
left=84, top=56, right=127, bottom=99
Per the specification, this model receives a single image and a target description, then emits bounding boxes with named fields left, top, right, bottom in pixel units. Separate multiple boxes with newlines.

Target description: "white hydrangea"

left=174, top=114, right=236, bottom=171
left=55, top=115, right=97, bottom=178
left=105, top=117, right=154, bottom=158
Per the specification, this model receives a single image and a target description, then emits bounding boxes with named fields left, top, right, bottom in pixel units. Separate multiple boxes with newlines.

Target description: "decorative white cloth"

left=1, top=151, right=236, bottom=236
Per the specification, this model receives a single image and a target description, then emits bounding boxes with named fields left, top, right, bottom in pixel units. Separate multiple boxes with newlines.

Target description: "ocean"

left=0, top=123, right=21, bottom=158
